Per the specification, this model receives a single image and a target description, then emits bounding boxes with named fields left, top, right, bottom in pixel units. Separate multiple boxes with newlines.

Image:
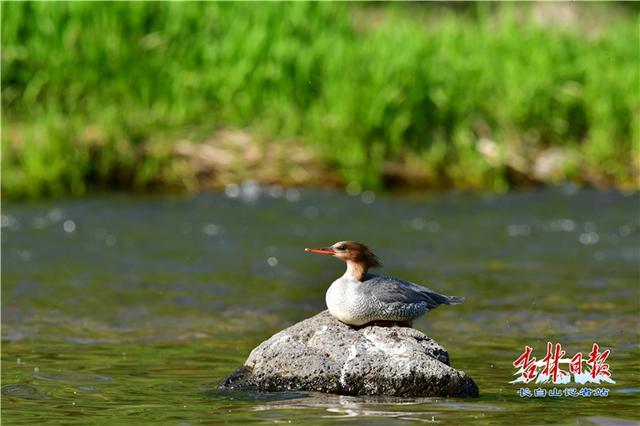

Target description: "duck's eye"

left=336, top=244, right=347, bottom=251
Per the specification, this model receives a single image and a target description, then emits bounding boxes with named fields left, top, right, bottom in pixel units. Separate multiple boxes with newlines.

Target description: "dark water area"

left=2, top=187, right=639, bottom=425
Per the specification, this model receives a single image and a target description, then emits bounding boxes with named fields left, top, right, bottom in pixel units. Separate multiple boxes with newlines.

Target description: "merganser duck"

left=305, top=241, right=463, bottom=326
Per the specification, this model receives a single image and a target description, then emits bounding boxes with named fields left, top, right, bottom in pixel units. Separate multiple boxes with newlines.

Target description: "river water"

left=2, top=188, right=639, bottom=424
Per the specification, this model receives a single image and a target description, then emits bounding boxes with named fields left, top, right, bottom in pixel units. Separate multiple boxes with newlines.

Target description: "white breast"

left=325, top=276, right=370, bottom=326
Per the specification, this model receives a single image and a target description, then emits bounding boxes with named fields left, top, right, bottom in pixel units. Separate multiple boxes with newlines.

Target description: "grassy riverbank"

left=2, top=2, right=638, bottom=198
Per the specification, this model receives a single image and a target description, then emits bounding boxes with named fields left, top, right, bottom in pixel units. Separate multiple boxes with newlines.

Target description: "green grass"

left=2, top=2, right=639, bottom=197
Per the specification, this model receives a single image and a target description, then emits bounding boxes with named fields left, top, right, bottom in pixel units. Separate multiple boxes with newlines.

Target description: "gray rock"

left=220, top=311, right=478, bottom=397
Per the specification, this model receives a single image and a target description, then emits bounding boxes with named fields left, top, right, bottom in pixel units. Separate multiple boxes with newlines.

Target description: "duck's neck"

left=344, top=260, right=368, bottom=281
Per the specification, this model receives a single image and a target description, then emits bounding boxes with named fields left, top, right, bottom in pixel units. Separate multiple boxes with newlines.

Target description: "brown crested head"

left=305, top=241, right=382, bottom=269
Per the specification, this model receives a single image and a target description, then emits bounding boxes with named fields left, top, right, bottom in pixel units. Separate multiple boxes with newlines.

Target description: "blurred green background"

left=2, top=2, right=639, bottom=198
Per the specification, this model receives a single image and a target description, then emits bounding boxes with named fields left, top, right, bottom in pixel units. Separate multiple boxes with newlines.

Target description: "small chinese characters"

left=518, top=387, right=609, bottom=398
left=510, top=342, right=615, bottom=385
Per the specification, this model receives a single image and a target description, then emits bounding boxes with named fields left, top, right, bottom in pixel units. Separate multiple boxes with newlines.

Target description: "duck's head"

left=305, top=241, right=382, bottom=276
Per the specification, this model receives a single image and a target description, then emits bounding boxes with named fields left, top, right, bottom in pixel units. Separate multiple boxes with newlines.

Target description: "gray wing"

left=361, top=274, right=463, bottom=310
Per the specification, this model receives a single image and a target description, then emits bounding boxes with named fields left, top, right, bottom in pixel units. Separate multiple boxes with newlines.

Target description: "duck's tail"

left=446, top=295, right=465, bottom=305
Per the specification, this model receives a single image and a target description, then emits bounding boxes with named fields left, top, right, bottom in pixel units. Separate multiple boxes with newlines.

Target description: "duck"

left=305, top=241, right=463, bottom=326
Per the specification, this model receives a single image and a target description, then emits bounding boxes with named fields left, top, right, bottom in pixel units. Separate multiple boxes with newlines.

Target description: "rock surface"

left=220, top=311, right=479, bottom=397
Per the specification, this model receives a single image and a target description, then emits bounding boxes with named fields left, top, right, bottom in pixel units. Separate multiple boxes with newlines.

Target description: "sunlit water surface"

left=2, top=188, right=639, bottom=425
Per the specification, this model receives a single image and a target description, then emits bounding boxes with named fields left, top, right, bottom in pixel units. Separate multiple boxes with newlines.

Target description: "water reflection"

left=241, top=391, right=507, bottom=423
left=2, top=384, right=48, bottom=400
left=32, top=373, right=112, bottom=383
